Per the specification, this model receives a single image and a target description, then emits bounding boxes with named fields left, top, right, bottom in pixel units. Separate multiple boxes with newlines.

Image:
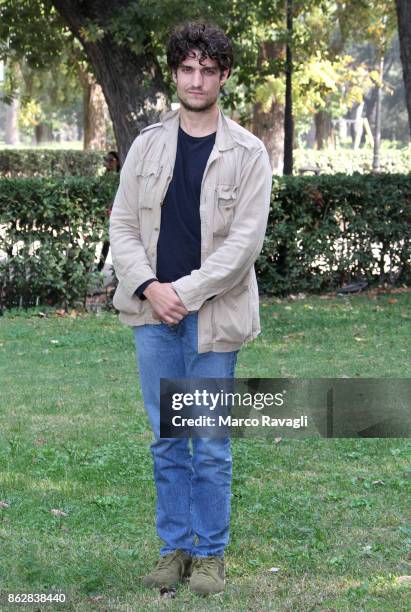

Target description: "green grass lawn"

left=0, top=291, right=410, bottom=611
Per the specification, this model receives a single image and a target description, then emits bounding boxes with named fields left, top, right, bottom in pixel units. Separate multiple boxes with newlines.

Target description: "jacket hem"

left=197, top=329, right=260, bottom=354
left=116, top=312, right=260, bottom=353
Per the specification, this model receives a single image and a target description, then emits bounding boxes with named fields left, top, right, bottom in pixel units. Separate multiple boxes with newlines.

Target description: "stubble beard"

left=179, top=98, right=217, bottom=113
left=178, top=90, right=219, bottom=113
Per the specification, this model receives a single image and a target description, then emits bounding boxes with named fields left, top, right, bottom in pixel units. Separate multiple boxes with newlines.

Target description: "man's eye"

left=204, top=69, right=215, bottom=75
left=182, top=67, right=192, bottom=72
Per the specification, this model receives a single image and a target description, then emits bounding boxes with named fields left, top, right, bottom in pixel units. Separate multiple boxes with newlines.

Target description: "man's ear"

left=172, top=70, right=177, bottom=85
left=220, top=68, right=230, bottom=87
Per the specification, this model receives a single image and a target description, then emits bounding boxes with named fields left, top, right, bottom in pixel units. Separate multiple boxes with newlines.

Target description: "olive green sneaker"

left=189, top=556, right=225, bottom=595
left=142, top=550, right=192, bottom=588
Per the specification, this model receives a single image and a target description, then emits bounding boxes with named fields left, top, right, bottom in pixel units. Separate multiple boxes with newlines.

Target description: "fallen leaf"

left=69, top=310, right=78, bottom=318
left=51, top=508, right=68, bottom=517
left=284, top=306, right=292, bottom=310
left=274, top=437, right=282, bottom=444
left=396, top=576, right=411, bottom=585
left=89, top=595, right=104, bottom=602
left=50, top=339, right=59, bottom=344
left=268, top=567, right=280, bottom=573
left=55, top=309, right=66, bottom=317
left=354, top=337, right=366, bottom=342
left=37, top=312, right=47, bottom=318
left=371, top=479, right=385, bottom=486
left=0, top=501, right=9, bottom=509
left=304, top=304, right=314, bottom=310
left=387, top=298, right=398, bottom=304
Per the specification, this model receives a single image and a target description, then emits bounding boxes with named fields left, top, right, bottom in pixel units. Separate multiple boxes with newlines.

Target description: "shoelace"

left=156, top=552, right=180, bottom=570
left=192, top=557, right=220, bottom=576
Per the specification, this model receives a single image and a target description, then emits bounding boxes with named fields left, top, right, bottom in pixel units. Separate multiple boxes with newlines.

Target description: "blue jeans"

left=133, top=313, right=238, bottom=557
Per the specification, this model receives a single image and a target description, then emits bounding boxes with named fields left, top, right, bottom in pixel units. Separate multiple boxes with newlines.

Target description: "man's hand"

left=143, top=281, right=189, bottom=324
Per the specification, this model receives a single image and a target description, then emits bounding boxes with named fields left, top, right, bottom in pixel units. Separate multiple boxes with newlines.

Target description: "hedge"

left=2, top=146, right=410, bottom=179
left=0, top=149, right=104, bottom=178
left=294, top=147, right=411, bottom=175
left=0, top=174, right=118, bottom=309
left=259, top=173, right=411, bottom=295
left=0, top=173, right=410, bottom=309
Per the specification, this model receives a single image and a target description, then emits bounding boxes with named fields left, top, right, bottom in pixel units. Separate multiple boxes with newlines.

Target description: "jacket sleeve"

left=109, top=138, right=156, bottom=298
left=171, top=147, right=272, bottom=311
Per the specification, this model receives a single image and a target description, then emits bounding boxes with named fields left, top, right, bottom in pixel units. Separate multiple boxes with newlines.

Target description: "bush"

left=0, top=173, right=409, bottom=309
left=259, top=173, right=411, bottom=295
left=0, top=174, right=118, bottom=309
left=294, top=146, right=411, bottom=175
left=0, top=149, right=104, bottom=178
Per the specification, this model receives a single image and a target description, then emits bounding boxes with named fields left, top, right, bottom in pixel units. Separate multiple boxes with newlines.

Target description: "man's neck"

left=179, top=104, right=219, bottom=137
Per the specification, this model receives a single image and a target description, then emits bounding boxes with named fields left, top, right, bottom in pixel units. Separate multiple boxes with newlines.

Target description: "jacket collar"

left=161, top=106, right=235, bottom=152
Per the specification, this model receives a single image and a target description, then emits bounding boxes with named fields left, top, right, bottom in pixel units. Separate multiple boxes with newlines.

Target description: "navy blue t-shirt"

left=136, top=126, right=215, bottom=297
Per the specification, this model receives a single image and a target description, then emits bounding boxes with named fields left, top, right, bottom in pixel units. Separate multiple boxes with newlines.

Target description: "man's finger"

left=172, top=305, right=188, bottom=316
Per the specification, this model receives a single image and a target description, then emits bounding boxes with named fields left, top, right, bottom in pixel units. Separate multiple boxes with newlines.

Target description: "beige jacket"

left=109, top=107, right=272, bottom=353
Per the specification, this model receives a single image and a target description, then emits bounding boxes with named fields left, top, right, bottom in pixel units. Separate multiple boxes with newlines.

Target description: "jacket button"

left=154, top=227, right=159, bottom=231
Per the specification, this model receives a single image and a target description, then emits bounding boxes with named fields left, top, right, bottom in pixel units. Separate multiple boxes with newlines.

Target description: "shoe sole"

left=189, top=579, right=225, bottom=595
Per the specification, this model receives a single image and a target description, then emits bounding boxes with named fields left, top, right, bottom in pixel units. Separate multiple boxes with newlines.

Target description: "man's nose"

left=191, top=70, right=203, bottom=87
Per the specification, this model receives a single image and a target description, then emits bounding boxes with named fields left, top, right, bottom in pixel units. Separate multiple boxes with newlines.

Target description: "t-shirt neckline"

left=179, top=126, right=216, bottom=141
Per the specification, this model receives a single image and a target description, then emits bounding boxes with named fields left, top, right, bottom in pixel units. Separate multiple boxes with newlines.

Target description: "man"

left=109, top=22, right=272, bottom=595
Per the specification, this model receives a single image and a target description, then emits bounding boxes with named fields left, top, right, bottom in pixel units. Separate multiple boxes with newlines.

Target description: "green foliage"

left=0, top=172, right=409, bottom=310
left=0, top=174, right=118, bottom=308
left=258, top=173, right=411, bottom=295
left=0, top=149, right=104, bottom=177
left=293, top=146, right=411, bottom=174
left=0, top=0, right=68, bottom=69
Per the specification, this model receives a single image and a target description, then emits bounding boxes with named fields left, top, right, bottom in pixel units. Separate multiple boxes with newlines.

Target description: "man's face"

left=104, top=155, right=118, bottom=172
left=172, top=50, right=229, bottom=113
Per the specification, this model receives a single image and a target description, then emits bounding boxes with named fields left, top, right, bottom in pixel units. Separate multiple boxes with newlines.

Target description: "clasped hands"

left=143, top=281, right=188, bottom=325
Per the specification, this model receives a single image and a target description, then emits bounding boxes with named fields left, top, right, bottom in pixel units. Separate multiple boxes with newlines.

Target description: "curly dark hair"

left=167, top=22, right=234, bottom=77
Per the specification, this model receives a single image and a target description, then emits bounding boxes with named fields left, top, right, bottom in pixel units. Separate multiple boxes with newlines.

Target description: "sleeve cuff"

left=135, top=278, right=158, bottom=300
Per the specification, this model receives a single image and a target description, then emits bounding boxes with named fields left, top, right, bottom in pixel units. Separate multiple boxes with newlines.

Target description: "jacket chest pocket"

left=136, top=159, right=162, bottom=243
left=213, top=184, right=237, bottom=236
left=135, top=159, right=162, bottom=209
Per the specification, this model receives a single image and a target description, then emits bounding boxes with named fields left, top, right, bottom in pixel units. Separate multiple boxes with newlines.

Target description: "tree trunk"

left=79, top=68, right=109, bottom=150
left=5, top=94, right=20, bottom=145
left=51, top=0, right=170, bottom=162
left=396, top=0, right=411, bottom=140
left=252, top=42, right=284, bottom=175
left=35, top=122, right=53, bottom=144
left=372, top=54, right=384, bottom=171
left=349, top=102, right=364, bottom=146
left=283, top=0, right=294, bottom=175
left=314, top=110, right=332, bottom=149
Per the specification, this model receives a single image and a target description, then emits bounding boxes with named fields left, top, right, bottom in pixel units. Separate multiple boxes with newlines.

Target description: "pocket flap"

left=217, top=184, right=237, bottom=204
left=136, top=159, right=162, bottom=178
